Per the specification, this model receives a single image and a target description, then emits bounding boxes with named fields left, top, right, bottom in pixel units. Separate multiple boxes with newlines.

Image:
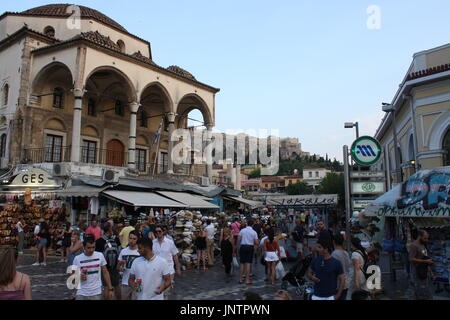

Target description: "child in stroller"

left=281, top=254, right=314, bottom=300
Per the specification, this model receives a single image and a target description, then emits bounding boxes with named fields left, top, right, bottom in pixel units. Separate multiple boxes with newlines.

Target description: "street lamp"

left=344, top=122, right=359, bottom=139
left=382, top=103, right=402, bottom=184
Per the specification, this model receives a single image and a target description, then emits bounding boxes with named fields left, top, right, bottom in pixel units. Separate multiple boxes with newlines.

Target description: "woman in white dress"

left=264, top=228, right=281, bottom=285
left=347, top=237, right=368, bottom=299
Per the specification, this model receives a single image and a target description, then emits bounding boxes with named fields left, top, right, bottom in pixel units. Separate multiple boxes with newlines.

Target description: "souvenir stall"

left=365, top=167, right=450, bottom=283
left=0, top=168, right=66, bottom=248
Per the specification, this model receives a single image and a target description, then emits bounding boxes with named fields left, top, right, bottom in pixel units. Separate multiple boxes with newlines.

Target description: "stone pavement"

left=16, top=250, right=450, bottom=300
left=17, top=250, right=301, bottom=300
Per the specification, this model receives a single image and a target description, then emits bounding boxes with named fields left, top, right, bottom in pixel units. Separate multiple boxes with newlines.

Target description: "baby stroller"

left=281, top=254, right=314, bottom=300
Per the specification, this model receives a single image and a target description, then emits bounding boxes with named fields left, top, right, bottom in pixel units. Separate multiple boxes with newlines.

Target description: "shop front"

left=365, top=166, right=450, bottom=284
left=0, top=168, right=66, bottom=248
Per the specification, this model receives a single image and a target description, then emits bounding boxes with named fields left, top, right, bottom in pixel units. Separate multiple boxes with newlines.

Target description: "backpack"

left=102, top=236, right=120, bottom=270
left=354, top=250, right=370, bottom=279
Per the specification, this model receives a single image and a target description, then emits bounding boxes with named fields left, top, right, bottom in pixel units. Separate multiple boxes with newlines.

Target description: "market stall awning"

left=102, top=190, right=186, bottom=208
left=155, top=191, right=220, bottom=209
left=224, top=196, right=264, bottom=209
left=56, top=185, right=109, bottom=197
left=408, top=218, right=450, bottom=229
left=365, top=167, right=450, bottom=218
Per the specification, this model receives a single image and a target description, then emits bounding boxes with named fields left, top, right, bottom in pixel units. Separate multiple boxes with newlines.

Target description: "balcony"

left=23, top=147, right=71, bottom=163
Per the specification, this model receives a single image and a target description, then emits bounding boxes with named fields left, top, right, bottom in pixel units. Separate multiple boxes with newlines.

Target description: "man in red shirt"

left=85, top=219, right=102, bottom=241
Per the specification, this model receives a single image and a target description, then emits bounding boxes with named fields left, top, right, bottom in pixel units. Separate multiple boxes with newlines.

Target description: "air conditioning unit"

left=53, top=163, right=71, bottom=176
left=201, top=177, right=210, bottom=186
left=102, top=169, right=119, bottom=183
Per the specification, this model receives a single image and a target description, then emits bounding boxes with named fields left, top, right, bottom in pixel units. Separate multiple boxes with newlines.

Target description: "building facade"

left=374, top=43, right=450, bottom=189
left=0, top=4, right=219, bottom=180
left=302, top=166, right=331, bottom=189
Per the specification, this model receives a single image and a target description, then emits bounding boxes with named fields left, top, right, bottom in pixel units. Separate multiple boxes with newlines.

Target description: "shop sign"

left=265, top=194, right=338, bottom=206
left=350, top=171, right=385, bottom=178
left=351, top=136, right=382, bottom=166
left=365, top=168, right=450, bottom=217
left=10, top=168, right=59, bottom=188
left=351, top=182, right=385, bottom=194
left=352, top=199, right=375, bottom=210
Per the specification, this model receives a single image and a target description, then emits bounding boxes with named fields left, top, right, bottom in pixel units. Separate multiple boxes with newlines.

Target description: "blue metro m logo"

left=351, top=136, right=382, bottom=166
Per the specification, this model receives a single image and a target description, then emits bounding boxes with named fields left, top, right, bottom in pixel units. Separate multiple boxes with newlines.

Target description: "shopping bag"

left=275, top=261, right=287, bottom=279
left=279, top=246, right=287, bottom=259
left=232, top=256, right=239, bottom=268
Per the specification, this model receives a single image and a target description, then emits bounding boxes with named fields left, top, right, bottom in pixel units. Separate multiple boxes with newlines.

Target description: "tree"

left=287, top=181, right=310, bottom=195
left=318, top=173, right=345, bottom=208
left=248, top=168, right=261, bottom=179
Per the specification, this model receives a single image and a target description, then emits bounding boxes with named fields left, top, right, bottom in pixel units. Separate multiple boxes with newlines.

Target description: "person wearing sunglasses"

left=152, top=226, right=181, bottom=300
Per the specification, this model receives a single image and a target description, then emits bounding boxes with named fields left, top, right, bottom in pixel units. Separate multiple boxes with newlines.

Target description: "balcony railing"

left=80, top=147, right=129, bottom=167
left=23, top=147, right=71, bottom=163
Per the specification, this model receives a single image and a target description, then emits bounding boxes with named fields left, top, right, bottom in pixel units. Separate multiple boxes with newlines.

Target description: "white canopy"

left=156, top=191, right=220, bottom=209
left=102, top=190, right=186, bottom=208
left=224, top=196, right=264, bottom=209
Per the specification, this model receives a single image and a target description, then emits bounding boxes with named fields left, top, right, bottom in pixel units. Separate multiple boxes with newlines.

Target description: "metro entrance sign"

left=351, top=136, right=382, bottom=166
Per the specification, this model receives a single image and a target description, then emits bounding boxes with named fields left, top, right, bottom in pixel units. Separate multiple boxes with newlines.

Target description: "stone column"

left=71, top=88, right=84, bottom=162
left=167, top=112, right=176, bottom=174
left=128, top=102, right=140, bottom=170
left=205, top=124, right=214, bottom=182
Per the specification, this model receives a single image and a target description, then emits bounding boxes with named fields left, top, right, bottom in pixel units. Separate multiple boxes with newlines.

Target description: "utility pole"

left=343, top=145, right=352, bottom=253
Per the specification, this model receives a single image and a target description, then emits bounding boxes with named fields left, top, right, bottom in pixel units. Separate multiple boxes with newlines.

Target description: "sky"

left=5, top=0, right=450, bottom=161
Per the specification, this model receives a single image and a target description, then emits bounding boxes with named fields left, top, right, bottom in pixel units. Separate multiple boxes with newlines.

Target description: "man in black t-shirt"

left=96, top=225, right=122, bottom=300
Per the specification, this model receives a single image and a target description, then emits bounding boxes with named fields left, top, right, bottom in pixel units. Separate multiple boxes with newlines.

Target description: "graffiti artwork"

left=365, top=167, right=450, bottom=218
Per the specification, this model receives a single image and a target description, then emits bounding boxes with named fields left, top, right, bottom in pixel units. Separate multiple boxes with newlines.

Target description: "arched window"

left=139, top=110, right=147, bottom=127
left=53, top=87, right=64, bottom=109
left=2, top=84, right=9, bottom=106
left=0, top=134, right=6, bottom=158
left=117, top=40, right=125, bottom=53
left=44, top=26, right=55, bottom=38
left=408, top=134, right=415, bottom=162
left=88, top=98, right=96, bottom=116
left=443, top=128, right=450, bottom=166
left=115, top=100, right=124, bottom=116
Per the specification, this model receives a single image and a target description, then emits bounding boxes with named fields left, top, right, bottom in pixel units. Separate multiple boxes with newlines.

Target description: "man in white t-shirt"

left=152, top=225, right=181, bottom=299
left=118, top=231, right=140, bottom=300
left=129, top=238, right=172, bottom=300
left=237, top=219, right=259, bottom=284
left=72, top=238, right=113, bottom=300
left=16, top=219, right=25, bottom=254
left=204, top=220, right=216, bottom=267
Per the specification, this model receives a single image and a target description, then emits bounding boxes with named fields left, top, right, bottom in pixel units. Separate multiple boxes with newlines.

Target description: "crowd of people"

left=0, top=211, right=439, bottom=300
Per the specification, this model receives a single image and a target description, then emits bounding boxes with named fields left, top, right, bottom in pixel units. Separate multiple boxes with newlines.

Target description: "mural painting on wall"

left=365, top=167, right=450, bottom=217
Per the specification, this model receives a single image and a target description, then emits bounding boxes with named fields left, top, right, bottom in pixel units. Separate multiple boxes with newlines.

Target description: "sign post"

left=343, top=145, right=352, bottom=253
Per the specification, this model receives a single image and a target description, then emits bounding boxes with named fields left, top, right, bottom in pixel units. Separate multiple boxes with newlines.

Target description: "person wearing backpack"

left=409, top=230, right=435, bottom=300
left=347, top=237, right=368, bottom=300
left=291, top=219, right=305, bottom=260
left=95, top=225, right=122, bottom=300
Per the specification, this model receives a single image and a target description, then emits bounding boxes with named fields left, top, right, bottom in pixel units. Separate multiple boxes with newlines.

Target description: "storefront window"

left=44, top=134, right=63, bottom=162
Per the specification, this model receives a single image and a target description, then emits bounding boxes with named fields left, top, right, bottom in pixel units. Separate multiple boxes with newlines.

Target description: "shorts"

left=239, top=245, right=254, bottom=264
left=102, top=268, right=120, bottom=287
left=265, top=251, right=279, bottom=262
left=75, top=294, right=102, bottom=300
left=38, top=238, right=48, bottom=247
left=296, top=242, right=304, bottom=252
left=311, top=295, right=335, bottom=300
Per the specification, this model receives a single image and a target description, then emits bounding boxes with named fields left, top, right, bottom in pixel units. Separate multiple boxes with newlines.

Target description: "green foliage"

left=276, top=157, right=343, bottom=176
left=248, top=167, right=261, bottom=179
left=318, top=173, right=345, bottom=208
left=287, top=181, right=311, bottom=195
